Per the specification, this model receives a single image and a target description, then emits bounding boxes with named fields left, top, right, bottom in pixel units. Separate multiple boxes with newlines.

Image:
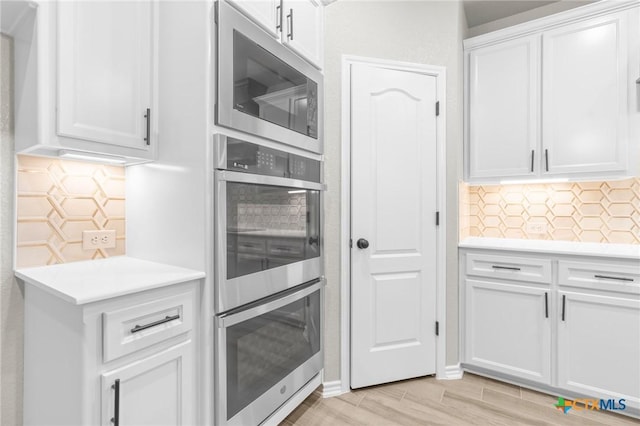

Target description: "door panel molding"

left=340, top=55, right=447, bottom=393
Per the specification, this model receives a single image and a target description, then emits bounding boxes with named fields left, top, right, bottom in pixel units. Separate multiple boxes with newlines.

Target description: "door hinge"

left=214, top=1, right=218, bottom=24
left=436, top=211, right=440, bottom=226
left=349, top=238, right=353, bottom=248
left=435, top=321, right=439, bottom=336
left=435, top=101, right=440, bottom=116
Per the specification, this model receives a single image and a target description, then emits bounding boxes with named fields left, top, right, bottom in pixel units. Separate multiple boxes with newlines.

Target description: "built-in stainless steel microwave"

left=215, top=1, right=323, bottom=154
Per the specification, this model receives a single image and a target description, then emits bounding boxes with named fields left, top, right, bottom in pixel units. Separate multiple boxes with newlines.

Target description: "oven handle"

left=216, top=170, right=326, bottom=191
left=218, top=278, right=325, bottom=328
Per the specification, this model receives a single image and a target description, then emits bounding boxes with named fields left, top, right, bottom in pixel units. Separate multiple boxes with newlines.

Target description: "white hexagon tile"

left=460, top=178, right=640, bottom=245
left=16, top=155, right=126, bottom=267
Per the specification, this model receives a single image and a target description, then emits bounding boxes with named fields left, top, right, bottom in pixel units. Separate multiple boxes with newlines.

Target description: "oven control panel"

left=224, top=137, right=321, bottom=183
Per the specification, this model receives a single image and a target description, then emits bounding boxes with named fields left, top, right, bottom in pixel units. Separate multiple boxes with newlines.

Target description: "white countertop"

left=15, top=256, right=206, bottom=305
left=459, top=237, right=640, bottom=260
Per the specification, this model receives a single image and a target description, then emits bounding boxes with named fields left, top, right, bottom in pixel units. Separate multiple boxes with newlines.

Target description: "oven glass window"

left=226, top=289, right=321, bottom=420
left=226, top=183, right=320, bottom=279
left=233, top=30, right=318, bottom=139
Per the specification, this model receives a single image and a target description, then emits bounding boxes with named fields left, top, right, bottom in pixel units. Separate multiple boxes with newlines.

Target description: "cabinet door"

left=282, top=0, right=323, bottom=68
left=226, top=0, right=280, bottom=37
left=465, top=279, right=551, bottom=384
left=557, top=291, right=640, bottom=408
left=542, top=12, right=629, bottom=175
left=468, top=36, right=539, bottom=180
left=57, top=1, right=152, bottom=151
left=101, top=342, right=195, bottom=426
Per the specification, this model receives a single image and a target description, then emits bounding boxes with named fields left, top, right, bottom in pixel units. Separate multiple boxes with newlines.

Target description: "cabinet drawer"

left=558, top=260, right=640, bottom=295
left=102, top=289, right=194, bottom=363
left=465, top=253, right=552, bottom=284
left=267, top=238, right=305, bottom=258
left=237, top=236, right=266, bottom=254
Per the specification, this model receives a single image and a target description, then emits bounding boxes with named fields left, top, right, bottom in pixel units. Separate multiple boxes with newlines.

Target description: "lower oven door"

left=215, top=279, right=324, bottom=425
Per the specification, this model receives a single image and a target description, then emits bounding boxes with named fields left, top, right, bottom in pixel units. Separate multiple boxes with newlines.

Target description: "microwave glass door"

left=233, top=31, right=318, bottom=139
left=225, top=288, right=321, bottom=421
left=226, top=183, right=320, bottom=280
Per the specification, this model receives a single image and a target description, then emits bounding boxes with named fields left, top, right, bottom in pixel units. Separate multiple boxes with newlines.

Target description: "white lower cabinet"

left=461, top=249, right=640, bottom=413
left=557, top=291, right=640, bottom=408
left=465, top=279, right=550, bottom=384
left=101, top=343, right=193, bottom=426
left=23, top=280, right=199, bottom=426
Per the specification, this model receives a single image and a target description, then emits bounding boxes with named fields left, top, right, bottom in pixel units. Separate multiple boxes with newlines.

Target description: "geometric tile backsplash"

left=460, top=177, right=640, bottom=245
left=16, top=155, right=126, bottom=267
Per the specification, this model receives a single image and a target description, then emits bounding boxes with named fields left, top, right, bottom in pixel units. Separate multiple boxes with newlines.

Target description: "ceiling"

left=463, top=0, right=558, bottom=28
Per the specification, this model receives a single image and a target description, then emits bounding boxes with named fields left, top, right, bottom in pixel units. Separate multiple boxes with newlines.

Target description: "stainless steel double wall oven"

left=213, top=134, right=325, bottom=425
left=215, top=1, right=325, bottom=421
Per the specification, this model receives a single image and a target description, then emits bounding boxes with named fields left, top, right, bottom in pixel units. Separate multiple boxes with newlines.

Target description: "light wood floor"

left=281, top=373, right=639, bottom=425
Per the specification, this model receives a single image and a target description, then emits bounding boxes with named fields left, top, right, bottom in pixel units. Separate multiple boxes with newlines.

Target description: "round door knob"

left=356, top=238, right=369, bottom=249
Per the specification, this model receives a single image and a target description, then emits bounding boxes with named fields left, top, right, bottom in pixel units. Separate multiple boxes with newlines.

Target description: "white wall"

left=1, top=33, right=23, bottom=426
left=322, top=0, right=468, bottom=382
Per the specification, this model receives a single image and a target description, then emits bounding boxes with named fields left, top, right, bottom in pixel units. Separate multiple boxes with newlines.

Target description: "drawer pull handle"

left=544, top=292, right=548, bottom=318
left=594, top=274, right=634, bottom=282
left=130, top=314, right=180, bottom=334
left=492, top=265, right=521, bottom=271
left=111, top=379, right=120, bottom=426
left=561, top=295, right=566, bottom=322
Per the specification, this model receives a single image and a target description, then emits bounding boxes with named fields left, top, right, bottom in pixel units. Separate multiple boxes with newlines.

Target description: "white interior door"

left=350, top=62, right=438, bottom=389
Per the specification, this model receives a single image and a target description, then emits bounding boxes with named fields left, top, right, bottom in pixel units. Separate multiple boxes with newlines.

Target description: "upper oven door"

left=216, top=1, right=323, bottom=154
left=215, top=169, right=325, bottom=313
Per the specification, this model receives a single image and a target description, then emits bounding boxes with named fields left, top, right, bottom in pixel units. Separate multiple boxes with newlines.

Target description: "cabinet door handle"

left=594, top=274, right=634, bottom=282
left=276, top=1, right=282, bottom=31
left=561, top=295, right=566, bottom=321
left=130, top=314, right=180, bottom=334
left=530, top=150, right=535, bottom=172
left=544, top=149, right=549, bottom=172
left=144, top=108, right=151, bottom=146
left=287, top=9, right=293, bottom=40
left=111, top=379, right=120, bottom=426
left=491, top=265, right=521, bottom=271
left=544, top=292, right=548, bottom=318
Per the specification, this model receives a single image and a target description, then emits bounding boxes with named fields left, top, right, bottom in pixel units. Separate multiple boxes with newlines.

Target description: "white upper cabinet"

left=7, top=0, right=157, bottom=164
left=464, top=2, right=640, bottom=183
left=468, top=36, right=539, bottom=180
left=542, top=13, right=629, bottom=175
left=225, top=0, right=323, bottom=68
left=225, top=0, right=280, bottom=37
left=57, top=1, right=153, bottom=151
left=282, top=0, right=323, bottom=68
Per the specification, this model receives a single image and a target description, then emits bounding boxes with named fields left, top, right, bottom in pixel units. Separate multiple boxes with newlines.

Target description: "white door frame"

left=339, top=55, right=447, bottom=394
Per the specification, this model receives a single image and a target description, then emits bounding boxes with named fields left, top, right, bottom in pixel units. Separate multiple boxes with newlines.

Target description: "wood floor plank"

left=358, top=390, right=451, bottom=426
left=440, top=389, right=545, bottom=426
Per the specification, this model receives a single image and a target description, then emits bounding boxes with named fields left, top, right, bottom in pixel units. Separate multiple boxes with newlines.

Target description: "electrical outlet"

left=82, top=230, right=116, bottom=250
left=526, top=222, right=548, bottom=235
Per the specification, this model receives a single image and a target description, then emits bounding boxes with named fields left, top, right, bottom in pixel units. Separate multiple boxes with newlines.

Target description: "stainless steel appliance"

left=214, top=134, right=325, bottom=313
left=215, top=1, right=323, bottom=154
left=215, top=279, right=323, bottom=425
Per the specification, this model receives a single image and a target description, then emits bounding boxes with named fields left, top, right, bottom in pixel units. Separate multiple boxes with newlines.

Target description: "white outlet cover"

left=82, top=230, right=117, bottom=250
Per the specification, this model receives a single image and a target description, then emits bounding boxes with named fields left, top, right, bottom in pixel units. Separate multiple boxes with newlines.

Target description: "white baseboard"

left=440, top=364, right=464, bottom=380
left=321, top=380, right=344, bottom=398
